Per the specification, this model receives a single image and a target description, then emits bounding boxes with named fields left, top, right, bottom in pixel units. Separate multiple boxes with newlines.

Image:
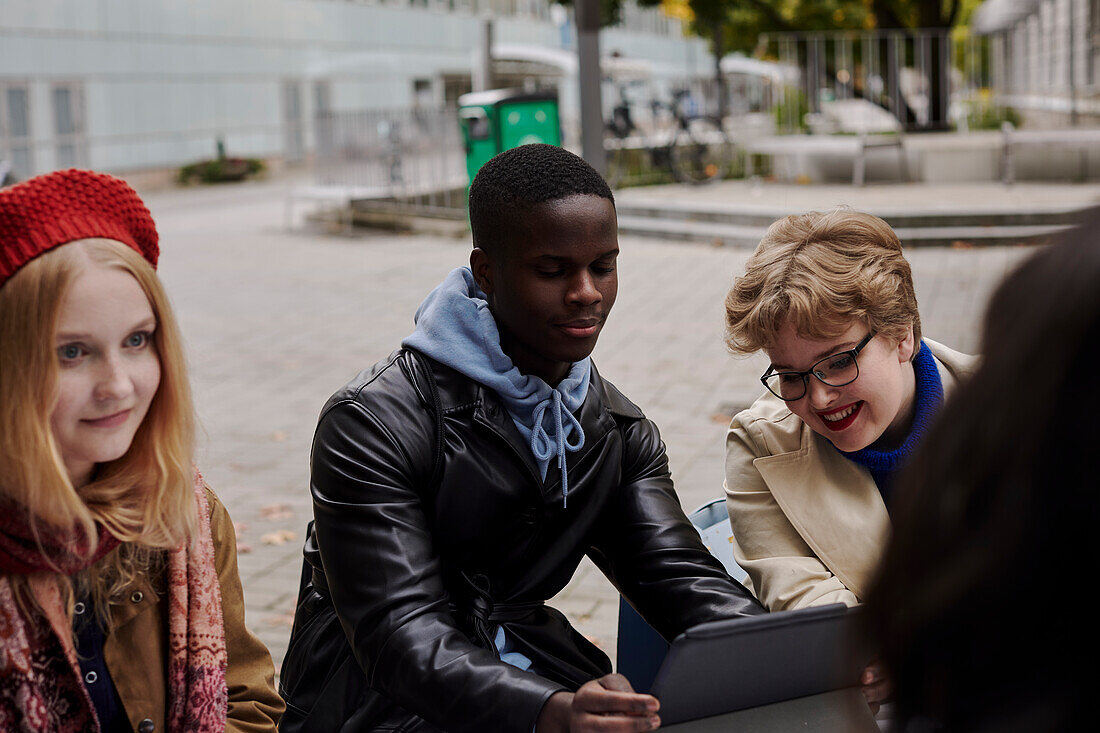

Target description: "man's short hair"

left=724, top=208, right=921, bottom=354
left=468, top=144, right=614, bottom=257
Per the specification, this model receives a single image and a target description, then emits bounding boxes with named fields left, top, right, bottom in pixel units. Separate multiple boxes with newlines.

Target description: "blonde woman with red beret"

left=0, top=170, right=283, bottom=732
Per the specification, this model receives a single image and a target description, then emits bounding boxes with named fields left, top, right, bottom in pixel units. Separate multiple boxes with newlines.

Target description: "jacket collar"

left=749, top=340, right=972, bottom=598
left=753, top=429, right=888, bottom=599
left=471, top=363, right=627, bottom=495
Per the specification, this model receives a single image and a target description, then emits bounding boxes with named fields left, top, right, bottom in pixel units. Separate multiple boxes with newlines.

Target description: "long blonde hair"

left=0, top=238, right=197, bottom=616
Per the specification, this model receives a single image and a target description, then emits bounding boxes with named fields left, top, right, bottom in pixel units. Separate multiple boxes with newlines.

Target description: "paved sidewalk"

left=144, top=177, right=1033, bottom=675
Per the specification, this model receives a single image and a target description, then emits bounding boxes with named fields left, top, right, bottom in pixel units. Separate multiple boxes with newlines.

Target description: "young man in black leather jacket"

left=278, top=144, right=764, bottom=732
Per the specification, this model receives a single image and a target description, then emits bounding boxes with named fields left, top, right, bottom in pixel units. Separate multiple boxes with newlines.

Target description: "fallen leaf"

left=710, top=401, right=746, bottom=423
left=236, top=542, right=253, bottom=554
left=260, top=503, right=294, bottom=521
left=261, top=529, right=297, bottom=545
left=271, top=431, right=287, bottom=442
left=233, top=521, right=249, bottom=535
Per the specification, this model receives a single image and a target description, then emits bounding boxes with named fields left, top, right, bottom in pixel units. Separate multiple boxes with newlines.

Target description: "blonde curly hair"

left=725, top=208, right=921, bottom=354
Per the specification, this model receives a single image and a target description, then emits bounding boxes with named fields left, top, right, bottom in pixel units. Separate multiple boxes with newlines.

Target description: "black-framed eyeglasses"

left=760, top=332, right=875, bottom=402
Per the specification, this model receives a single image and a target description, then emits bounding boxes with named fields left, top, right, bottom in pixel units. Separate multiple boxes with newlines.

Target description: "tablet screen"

left=650, top=604, right=868, bottom=724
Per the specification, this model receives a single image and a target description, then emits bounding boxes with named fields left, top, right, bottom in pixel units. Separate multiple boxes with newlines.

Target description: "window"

left=312, top=79, right=333, bottom=158
left=52, top=82, right=87, bottom=169
left=412, top=78, right=434, bottom=109
left=313, top=80, right=332, bottom=117
left=283, top=80, right=305, bottom=163
left=0, top=82, right=33, bottom=178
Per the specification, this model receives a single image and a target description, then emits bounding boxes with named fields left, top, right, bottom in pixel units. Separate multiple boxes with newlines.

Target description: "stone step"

left=617, top=214, right=1073, bottom=248
left=616, top=198, right=1090, bottom=230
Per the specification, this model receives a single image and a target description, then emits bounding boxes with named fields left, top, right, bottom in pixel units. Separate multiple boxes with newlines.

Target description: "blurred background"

left=3, top=0, right=1098, bottom=193
left=4, top=0, right=1098, bottom=673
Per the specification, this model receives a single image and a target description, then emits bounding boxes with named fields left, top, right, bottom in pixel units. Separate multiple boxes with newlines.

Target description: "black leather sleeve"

left=587, top=416, right=766, bottom=641
left=310, top=371, right=564, bottom=732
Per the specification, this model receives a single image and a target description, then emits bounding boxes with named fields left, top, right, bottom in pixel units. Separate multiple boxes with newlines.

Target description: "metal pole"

left=473, top=16, right=493, bottom=92
left=1088, top=0, right=1096, bottom=87
left=575, top=0, right=605, bottom=174
left=1068, top=0, right=1078, bottom=126
left=940, top=31, right=950, bottom=131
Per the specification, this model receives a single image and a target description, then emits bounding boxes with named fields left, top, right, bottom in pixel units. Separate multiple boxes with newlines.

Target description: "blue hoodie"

left=402, top=267, right=591, bottom=508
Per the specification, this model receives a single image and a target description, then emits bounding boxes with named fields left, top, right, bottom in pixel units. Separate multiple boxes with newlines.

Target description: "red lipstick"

left=818, top=401, right=862, bottom=432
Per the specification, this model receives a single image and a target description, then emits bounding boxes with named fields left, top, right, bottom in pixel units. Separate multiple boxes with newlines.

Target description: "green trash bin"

left=458, top=89, right=561, bottom=186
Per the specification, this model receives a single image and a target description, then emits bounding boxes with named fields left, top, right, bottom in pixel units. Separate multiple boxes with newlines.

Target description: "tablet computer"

left=648, top=603, right=868, bottom=725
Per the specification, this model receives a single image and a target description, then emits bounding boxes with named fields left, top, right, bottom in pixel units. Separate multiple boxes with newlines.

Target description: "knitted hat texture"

left=0, top=169, right=159, bottom=288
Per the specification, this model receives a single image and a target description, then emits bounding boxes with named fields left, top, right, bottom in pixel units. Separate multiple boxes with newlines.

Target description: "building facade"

left=973, top=0, right=1100, bottom=122
left=0, top=0, right=710, bottom=177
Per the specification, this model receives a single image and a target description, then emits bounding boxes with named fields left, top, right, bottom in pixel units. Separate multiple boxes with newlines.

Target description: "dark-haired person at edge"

left=277, top=144, right=764, bottom=732
left=863, top=212, right=1100, bottom=732
left=722, top=210, right=978, bottom=713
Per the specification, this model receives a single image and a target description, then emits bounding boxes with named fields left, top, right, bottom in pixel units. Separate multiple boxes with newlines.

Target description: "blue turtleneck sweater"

left=839, top=341, right=943, bottom=507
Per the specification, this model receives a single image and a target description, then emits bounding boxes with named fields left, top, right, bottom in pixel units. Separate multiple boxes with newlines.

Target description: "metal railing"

left=758, top=28, right=1001, bottom=134
left=313, top=106, right=468, bottom=216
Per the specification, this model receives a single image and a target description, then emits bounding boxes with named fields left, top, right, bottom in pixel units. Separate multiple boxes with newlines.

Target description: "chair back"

left=688, top=498, right=748, bottom=584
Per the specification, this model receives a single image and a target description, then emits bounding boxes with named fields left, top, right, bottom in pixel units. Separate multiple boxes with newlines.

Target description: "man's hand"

left=860, top=661, right=891, bottom=716
left=536, top=674, right=661, bottom=731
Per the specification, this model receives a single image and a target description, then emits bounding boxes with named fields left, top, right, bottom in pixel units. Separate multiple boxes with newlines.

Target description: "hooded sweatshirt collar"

left=402, top=267, right=591, bottom=507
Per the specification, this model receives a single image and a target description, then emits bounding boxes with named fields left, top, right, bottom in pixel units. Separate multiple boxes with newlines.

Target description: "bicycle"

left=604, top=88, right=731, bottom=187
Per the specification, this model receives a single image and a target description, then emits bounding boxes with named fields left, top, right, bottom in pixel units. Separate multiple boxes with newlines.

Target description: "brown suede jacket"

left=102, top=489, right=285, bottom=733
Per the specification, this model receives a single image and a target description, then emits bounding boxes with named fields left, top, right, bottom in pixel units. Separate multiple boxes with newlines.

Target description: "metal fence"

left=313, top=106, right=468, bottom=214
left=759, top=28, right=999, bottom=134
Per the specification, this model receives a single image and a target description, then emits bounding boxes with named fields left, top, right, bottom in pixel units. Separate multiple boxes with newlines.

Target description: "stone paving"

left=142, top=177, right=1034, bottom=676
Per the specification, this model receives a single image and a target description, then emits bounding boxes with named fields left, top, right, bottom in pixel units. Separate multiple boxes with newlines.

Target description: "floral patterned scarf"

left=0, top=472, right=228, bottom=732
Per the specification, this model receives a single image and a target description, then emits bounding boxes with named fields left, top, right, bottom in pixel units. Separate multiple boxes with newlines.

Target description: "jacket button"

left=130, top=590, right=144, bottom=604
left=84, top=670, right=98, bottom=684
left=74, top=601, right=86, bottom=615
left=138, top=719, right=155, bottom=733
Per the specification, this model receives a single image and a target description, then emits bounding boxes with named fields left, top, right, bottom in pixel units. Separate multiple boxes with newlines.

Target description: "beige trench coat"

left=724, top=339, right=976, bottom=612
left=102, top=488, right=285, bottom=733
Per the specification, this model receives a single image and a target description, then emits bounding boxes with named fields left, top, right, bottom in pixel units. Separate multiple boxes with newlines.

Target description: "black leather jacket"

left=278, top=350, right=763, bottom=732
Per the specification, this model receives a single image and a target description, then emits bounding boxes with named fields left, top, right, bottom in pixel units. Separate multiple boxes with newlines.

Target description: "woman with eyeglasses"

left=722, top=209, right=976, bottom=616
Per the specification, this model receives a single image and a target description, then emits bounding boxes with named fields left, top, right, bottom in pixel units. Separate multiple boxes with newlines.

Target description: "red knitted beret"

left=0, top=169, right=159, bottom=288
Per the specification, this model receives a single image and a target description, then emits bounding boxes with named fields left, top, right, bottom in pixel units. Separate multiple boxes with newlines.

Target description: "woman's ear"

left=470, top=248, right=494, bottom=296
left=897, top=325, right=917, bottom=363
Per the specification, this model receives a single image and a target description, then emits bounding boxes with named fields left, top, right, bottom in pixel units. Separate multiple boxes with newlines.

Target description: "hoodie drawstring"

left=530, top=390, right=585, bottom=508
